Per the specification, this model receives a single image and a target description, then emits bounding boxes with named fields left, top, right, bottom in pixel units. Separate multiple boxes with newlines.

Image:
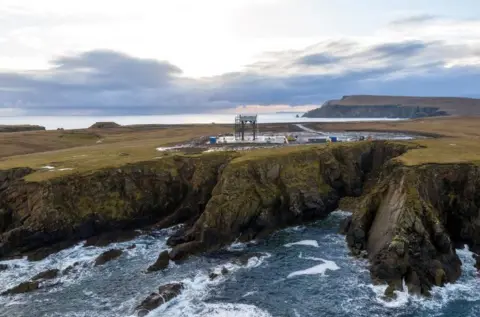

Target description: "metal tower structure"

left=235, top=114, right=258, bottom=141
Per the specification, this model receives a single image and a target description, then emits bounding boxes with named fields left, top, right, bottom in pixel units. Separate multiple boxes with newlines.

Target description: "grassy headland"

left=1, top=116, right=480, bottom=181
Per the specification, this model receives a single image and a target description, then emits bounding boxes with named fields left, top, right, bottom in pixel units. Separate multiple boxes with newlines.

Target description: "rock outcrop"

left=147, top=250, right=170, bottom=272
left=168, top=142, right=409, bottom=260
left=302, top=95, right=480, bottom=118
left=2, top=281, right=40, bottom=295
left=88, top=122, right=121, bottom=129
left=0, top=152, right=236, bottom=259
left=303, top=104, right=447, bottom=118
left=0, top=125, right=46, bottom=133
left=94, top=249, right=123, bottom=266
left=135, top=283, right=184, bottom=316
left=343, top=162, right=480, bottom=296
left=32, top=269, right=59, bottom=281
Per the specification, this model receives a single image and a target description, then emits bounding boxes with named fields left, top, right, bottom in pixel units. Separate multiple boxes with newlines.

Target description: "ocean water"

left=0, top=114, right=402, bottom=130
left=1, top=211, right=479, bottom=317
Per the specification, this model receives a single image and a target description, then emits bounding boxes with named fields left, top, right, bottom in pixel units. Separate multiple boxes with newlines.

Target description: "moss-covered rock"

left=169, top=142, right=409, bottom=258
left=345, top=163, right=480, bottom=295
left=2, top=281, right=40, bottom=295
left=0, top=152, right=236, bottom=259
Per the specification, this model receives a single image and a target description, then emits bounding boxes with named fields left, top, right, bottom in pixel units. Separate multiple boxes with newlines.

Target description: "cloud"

left=389, top=14, right=438, bottom=26
left=2, top=16, right=480, bottom=115
left=296, top=53, right=339, bottom=66
left=367, top=41, right=428, bottom=58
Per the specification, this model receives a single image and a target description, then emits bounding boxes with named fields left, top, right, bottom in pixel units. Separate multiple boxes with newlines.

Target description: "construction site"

left=207, top=114, right=414, bottom=146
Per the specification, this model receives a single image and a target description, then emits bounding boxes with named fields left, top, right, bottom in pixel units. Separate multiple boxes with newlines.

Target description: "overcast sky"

left=1, top=0, right=480, bottom=116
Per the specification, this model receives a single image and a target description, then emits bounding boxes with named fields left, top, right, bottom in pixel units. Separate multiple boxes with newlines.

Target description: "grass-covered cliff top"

left=1, top=116, right=479, bottom=181
left=306, top=116, right=480, bottom=165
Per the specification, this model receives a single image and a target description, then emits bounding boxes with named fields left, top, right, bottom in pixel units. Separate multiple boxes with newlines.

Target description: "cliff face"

left=343, top=163, right=480, bottom=295
left=0, top=125, right=46, bottom=133
left=3, top=141, right=480, bottom=295
left=0, top=152, right=236, bottom=258
left=303, top=95, right=480, bottom=118
left=0, top=142, right=408, bottom=260
left=303, top=104, right=447, bottom=118
left=167, top=142, right=409, bottom=260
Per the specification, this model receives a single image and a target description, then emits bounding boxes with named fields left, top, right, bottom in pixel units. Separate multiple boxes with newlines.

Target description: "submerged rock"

left=135, top=283, right=184, bottom=316
left=2, top=281, right=40, bottom=295
left=32, top=269, right=59, bottom=281
left=62, top=262, right=81, bottom=275
left=0, top=264, right=8, bottom=271
left=147, top=250, right=170, bottom=272
left=233, top=252, right=264, bottom=266
left=94, top=249, right=123, bottom=266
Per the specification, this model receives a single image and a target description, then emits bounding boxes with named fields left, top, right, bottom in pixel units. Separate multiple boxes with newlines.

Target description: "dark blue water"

left=1, top=211, right=479, bottom=317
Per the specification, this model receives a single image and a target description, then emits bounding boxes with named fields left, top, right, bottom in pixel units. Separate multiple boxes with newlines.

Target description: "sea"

left=1, top=211, right=479, bottom=317
left=0, top=113, right=401, bottom=130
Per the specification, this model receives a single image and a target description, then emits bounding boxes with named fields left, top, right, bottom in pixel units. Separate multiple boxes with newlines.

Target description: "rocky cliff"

left=303, top=95, right=480, bottom=118
left=343, top=162, right=480, bottom=296
left=0, top=125, right=46, bottom=133
left=0, top=152, right=237, bottom=258
left=303, top=104, right=447, bottom=118
left=2, top=141, right=480, bottom=296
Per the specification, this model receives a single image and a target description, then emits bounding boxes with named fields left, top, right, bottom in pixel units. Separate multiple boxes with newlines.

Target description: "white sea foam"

left=227, top=241, right=248, bottom=251
left=284, top=240, right=319, bottom=248
left=0, top=231, right=169, bottom=295
left=186, top=303, right=272, bottom=317
left=367, top=281, right=411, bottom=308
left=147, top=253, right=271, bottom=317
left=242, top=291, right=258, bottom=298
left=330, top=210, right=352, bottom=217
left=287, top=257, right=339, bottom=278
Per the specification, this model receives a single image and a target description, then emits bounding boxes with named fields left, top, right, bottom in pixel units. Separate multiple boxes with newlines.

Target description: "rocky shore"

left=1, top=140, right=479, bottom=297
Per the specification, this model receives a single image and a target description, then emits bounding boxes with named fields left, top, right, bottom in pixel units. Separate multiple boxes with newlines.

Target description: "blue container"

left=209, top=136, right=217, bottom=144
left=330, top=136, right=338, bottom=142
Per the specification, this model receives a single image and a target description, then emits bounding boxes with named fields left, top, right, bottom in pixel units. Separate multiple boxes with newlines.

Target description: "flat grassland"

left=1, top=116, right=479, bottom=181
left=306, top=116, right=480, bottom=165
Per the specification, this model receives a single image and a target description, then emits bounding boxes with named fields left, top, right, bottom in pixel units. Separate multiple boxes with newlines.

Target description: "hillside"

left=303, top=95, right=480, bottom=118
left=0, top=125, right=45, bottom=133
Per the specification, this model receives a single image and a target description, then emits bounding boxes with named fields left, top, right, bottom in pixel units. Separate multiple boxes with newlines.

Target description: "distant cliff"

left=303, top=95, right=480, bottom=118
left=0, top=125, right=45, bottom=133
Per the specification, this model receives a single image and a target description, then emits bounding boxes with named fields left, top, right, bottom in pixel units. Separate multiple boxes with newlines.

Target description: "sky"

left=1, top=0, right=480, bottom=116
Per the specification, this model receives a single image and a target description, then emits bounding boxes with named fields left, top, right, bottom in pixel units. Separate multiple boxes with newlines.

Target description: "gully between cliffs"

left=1, top=141, right=479, bottom=295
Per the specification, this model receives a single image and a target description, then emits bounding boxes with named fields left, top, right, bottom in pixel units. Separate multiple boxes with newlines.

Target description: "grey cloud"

left=297, top=53, right=339, bottom=66
left=368, top=41, right=428, bottom=58
left=1, top=36, right=480, bottom=115
left=389, top=14, right=438, bottom=26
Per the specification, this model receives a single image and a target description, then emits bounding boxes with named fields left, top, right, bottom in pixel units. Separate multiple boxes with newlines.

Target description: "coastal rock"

left=301, top=95, right=480, bottom=118
left=62, top=262, right=81, bottom=275
left=94, top=249, right=123, bottom=266
left=233, top=252, right=265, bottom=266
left=0, top=152, right=235, bottom=259
left=147, top=250, right=170, bottom=272
left=344, top=163, right=480, bottom=295
left=2, top=281, right=40, bottom=295
left=84, top=230, right=139, bottom=247
left=32, top=269, right=59, bottom=280
left=169, top=142, right=409, bottom=260
left=135, top=283, right=184, bottom=316
left=89, top=122, right=121, bottom=129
